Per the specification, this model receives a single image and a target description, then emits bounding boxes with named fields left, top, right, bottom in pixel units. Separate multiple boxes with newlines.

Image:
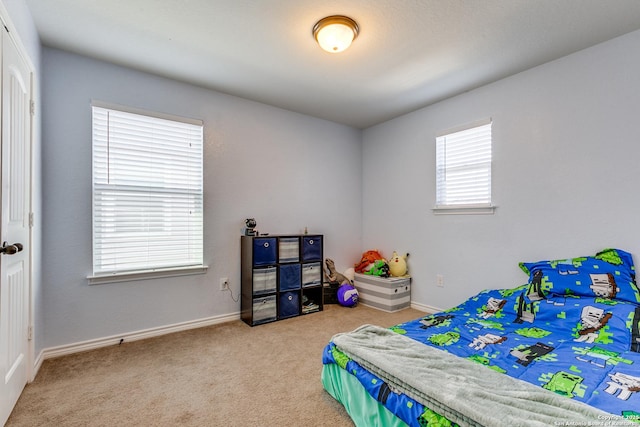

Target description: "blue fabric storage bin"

left=302, top=236, right=322, bottom=261
left=279, top=264, right=301, bottom=290
left=253, top=237, right=277, bottom=266
left=279, top=291, right=300, bottom=318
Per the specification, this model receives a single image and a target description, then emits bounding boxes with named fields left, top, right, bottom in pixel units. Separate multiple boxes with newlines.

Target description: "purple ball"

left=337, top=284, right=359, bottom=307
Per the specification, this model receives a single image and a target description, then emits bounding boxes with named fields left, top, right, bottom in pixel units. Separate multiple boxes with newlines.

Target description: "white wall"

left=362, top=29, right=640, bottom=311
left=32, top=18, right=640, bottom=350
left=41, top=48, right=362, bottom=349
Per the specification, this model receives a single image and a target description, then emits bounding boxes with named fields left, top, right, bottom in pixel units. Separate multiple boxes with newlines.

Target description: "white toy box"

left=354, top=273, right=411, bottom=312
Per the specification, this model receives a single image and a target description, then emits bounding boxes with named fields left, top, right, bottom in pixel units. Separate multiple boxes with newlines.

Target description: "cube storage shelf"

left=241, top=234, right=323, bottom=326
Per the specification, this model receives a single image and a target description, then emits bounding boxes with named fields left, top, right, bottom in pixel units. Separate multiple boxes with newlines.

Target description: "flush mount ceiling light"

left=312, top=15, right=359, bottom=53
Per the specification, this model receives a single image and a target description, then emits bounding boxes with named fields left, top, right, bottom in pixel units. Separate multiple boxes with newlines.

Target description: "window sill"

left=432, top=205, right=496, bottom=215
left=88, top=265, right=208, bottom=285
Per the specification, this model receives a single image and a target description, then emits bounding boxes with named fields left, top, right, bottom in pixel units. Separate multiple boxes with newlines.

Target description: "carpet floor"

left=6, top=304, right=424, bottom=426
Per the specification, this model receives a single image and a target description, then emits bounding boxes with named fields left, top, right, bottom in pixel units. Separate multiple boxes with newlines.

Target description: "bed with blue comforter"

left=322, top=248, right=640, bottom=426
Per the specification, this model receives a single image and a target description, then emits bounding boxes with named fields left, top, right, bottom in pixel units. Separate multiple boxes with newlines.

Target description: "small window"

left=434, top=120, right=493, bottom=214
left=91, top=103, right=204, bottom=279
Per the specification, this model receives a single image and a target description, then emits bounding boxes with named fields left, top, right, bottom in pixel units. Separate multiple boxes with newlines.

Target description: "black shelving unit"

left=241, top=234, right=324, bottom=326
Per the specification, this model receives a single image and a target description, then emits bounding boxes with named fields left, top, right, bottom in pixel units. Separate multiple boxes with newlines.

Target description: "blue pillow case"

left=519, top=248, right=639, bottom=304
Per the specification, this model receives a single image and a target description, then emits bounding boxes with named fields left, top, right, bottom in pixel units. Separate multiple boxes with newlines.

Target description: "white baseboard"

left=32, top=303, right=439, bottom=378
left=411, top=301, right=442, bottom=314
left=32, top=349, right=45, bottom=381
left=36, top=311, right=240, bottom=369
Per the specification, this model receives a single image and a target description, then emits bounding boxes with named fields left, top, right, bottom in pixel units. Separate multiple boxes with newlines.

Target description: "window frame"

left=432, top=118, right=495, bottom=215
left=88, top=101, right=207, bottom=284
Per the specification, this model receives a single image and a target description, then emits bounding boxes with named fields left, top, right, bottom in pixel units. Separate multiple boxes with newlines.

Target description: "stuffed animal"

left=354, top=250, right=386, bottom=274
left=364, top=260, right=390, bottom=277
left=324, top=258, right=353, bottom=285
left=389, top=251, right=409, bottom=277
left=343, top=267, right=355, bottom=283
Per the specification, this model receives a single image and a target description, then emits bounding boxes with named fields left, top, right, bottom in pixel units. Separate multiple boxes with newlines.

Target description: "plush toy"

left=324, top=258, right=353, bottom=285
left=388, top=251, right=409, bottom=277
left=364, top=259, right=390, bottom=277
left=343, top=267, right=355, bottom=283
left=354, top=250, right=386, bottom=273
left=337, top=284, right=359, bottom=307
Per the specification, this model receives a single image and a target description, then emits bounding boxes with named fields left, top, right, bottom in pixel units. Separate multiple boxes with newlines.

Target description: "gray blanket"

left=331, top=324, right=635, bottom=427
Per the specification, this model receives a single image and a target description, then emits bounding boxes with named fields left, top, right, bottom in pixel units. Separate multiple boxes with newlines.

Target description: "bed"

left=322, top=248, right=640, bottom=426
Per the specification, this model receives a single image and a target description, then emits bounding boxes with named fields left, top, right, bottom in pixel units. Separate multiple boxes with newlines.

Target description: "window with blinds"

left=435, top=120, right=493, bottom=213
left=92, top=104, right=204, bottom=277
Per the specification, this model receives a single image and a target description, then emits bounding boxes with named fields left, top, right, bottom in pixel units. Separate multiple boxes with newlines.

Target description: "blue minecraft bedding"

left=322, top=248, right=640, bottom=426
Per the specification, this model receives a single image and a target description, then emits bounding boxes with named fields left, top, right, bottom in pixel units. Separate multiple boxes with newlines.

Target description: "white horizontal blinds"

left=92, top=105, right=204, bottom=275
left=436, top=122, right=492, bottom=206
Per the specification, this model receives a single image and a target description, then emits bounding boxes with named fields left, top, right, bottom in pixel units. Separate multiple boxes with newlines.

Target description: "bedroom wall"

left=362, top=29, right=640, bottom=311
left=40, top=48, right=362, bottom=349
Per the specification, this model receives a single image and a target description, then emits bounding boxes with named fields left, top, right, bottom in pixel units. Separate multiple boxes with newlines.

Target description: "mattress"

left=322, top=248, right=640, bottom=426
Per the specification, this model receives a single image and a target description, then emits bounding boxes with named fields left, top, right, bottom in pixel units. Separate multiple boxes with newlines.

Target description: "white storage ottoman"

left=354, top=273, right=411, bottom=312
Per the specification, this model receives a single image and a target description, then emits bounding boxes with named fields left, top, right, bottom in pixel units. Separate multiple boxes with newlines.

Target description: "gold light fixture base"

left=313, top=15, right=359, bottom=53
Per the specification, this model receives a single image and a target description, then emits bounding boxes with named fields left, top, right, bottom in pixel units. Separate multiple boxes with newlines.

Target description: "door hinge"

left=30, top=100, right=35, bottom=116
left=29, top=212, right=34, bottom=228
left=28, top=326, right=33, bottom=341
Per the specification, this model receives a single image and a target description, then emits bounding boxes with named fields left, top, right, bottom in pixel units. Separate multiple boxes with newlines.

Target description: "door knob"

left=1, top=241, right=23, bottom=255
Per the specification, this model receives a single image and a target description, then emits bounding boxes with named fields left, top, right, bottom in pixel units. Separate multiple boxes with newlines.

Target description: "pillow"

left=519, top=248, right=639, bottom=303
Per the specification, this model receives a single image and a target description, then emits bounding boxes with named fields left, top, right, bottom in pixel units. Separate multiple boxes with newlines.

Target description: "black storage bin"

left=323, top=283, right=340, bottom=304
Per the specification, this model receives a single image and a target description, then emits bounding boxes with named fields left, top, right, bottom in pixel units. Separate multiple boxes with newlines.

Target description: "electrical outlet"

left=436, top=274, right=444, bottom=287
left=220, top=277, right=229, bottom=291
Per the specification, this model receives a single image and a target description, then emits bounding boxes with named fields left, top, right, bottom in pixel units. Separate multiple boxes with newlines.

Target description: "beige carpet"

left=7, top=304, right=425, bottom=427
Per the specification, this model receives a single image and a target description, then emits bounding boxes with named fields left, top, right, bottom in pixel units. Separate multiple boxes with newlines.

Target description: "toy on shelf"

left=388, top=251, right=409, bottom=277
left=243, top=218, right=257, bottom=236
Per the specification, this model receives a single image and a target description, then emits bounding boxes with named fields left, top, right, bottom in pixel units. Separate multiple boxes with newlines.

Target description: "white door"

left=0, top=25, right=32, bottom=426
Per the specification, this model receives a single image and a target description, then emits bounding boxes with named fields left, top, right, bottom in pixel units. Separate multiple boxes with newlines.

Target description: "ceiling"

left=24, top=0, right=640, bottom=129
